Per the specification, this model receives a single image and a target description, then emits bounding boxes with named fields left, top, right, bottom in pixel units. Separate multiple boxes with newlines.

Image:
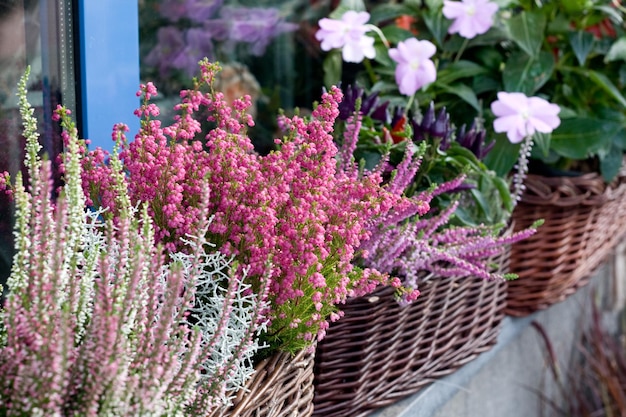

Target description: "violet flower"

left=214, top=6, right=298, bottom=56
left=144, top=26, right=187, bottom=78
left=389, top=38, right=437, bottom=96
left=316, top=11, right=376, bottom=63
left=443, top=0, right=499, bottom=39
left=491, top=92, right=561, bottom=144
left=187, top=0, right=224, bottom=23
left=456, top=122, right=493, bottom=160
left=337, top=84, right=389, bottom=122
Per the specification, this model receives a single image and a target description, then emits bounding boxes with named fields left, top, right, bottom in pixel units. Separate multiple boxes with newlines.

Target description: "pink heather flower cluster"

left=81, top=59, right=416, bottom=353
left=1, top=70, right=267, bottom=415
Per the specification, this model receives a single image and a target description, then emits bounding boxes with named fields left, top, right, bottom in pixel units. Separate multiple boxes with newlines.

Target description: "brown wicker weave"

left=209, top=346, right=315, bottom=417
left=313, top=254, right=509, bottom=417
left=506, top=167, right=626, bottom=316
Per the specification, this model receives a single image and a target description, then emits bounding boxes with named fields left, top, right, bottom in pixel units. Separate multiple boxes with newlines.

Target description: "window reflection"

left=138, top=0, right=330, bottom=154
left=0, top=0, right=76, bottom=292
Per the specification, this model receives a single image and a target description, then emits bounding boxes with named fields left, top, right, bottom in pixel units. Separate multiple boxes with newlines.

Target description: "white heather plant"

left=0, top=68, right=268, bottom=416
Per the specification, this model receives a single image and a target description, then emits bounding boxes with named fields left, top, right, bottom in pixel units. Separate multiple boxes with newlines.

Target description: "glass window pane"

left=138, top=0, right=330, bottom=154
left=0, top=0, right=77, bottom=291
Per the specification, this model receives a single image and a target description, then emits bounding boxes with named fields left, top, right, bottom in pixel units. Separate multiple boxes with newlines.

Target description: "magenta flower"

left=443, top=0, right=498, bottom=39
left=388, top=38, right=437, bottom=96
left=316, top=11, right=376, bottom=63
left=491, top=92, right=561, bottom=144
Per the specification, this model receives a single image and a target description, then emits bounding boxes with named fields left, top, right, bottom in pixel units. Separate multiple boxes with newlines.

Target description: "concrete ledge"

left=369, top=258, right=620, bottom=417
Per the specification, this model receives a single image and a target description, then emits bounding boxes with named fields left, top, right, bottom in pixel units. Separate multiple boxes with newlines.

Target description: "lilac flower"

left=316, top=11, right=376, bottom=63
left=443, top=0, right=499, bottom=39
left=491, top=92, right=561, bottom=144
left=211, top=6, right=298, bottom=56
left=187, top=0, right=224, bottom=23
left=173, top=28, right=216, bottom=77
left=388, top=38, right=437, bottom=96
left=144, top=26, right=187, bottom=77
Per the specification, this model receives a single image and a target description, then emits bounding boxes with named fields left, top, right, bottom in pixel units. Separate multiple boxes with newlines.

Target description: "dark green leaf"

left=469, top=188, right=493, bottom=223
left=330, top=0, right=366, bottom=18
left=599, top=145, right=623, bottom=181
left=436, top=60, right=488, bottom=85
left=323, top=51, right=343, bottom=88
left=422, top=9, right=448, bottom=47
left=532, top=131, right=551, bottom=158
left=492, top=176, right=514, bottom=212
left=505, top=11, right=547, bottom=58
left=373, top=43, right=394, bottom=67
left=502, top=51, right=555, bottom=94
left=437, top=83, right=480, bottom=111
left=587, top=69, right=626, bottom=107
left=605, top=37, right=626, bottom=63
left=612, top=128, right=626, bottom=150
left=369, top=4, right=414, bottom=24
left=568, top=31, right=595, bottom=66
left=483, top=135, right=521, bottom=177
left=550, top=118, right=620, bottom=159
left=380, top=25, right=414, bottom=44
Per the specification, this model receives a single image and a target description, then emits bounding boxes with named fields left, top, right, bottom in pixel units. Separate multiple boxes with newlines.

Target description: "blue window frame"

left=77, top=0, right=140, bottom=152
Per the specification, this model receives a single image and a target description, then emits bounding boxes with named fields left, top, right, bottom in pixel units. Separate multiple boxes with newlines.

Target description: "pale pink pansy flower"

left=442, top=0, right=499, bottom=39
left=491, top=92, right=561, bottom=144
left=388, top=38, right=437, bottom=96
left=316, top=11, right=376, bottom=63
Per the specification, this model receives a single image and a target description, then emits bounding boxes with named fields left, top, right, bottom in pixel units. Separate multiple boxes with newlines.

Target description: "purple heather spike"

left=420, top=102, right=436, bottom=132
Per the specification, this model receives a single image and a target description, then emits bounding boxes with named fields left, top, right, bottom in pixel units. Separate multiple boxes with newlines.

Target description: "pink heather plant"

left=82, top=59, right=416, bottom=353
left=0, top=68, right=268, bottom=416
left=335, top=104, right=539, bottom=302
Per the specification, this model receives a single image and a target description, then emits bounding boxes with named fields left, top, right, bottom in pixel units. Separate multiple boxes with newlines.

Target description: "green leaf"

left=587, top=69, right=626, bottom=108
left=373, top=43, right=394, bottom=67
left=599, top=144, right=623, bottom=181
left=437, top=83, right=481, bottom=111
left=436, top=60, right=488, bottom=85
left=612, top=128, right=626, bottom=150
left=323, top=51, right=343, bottom=88
left=505, top=11, right=546, bottom=58
left=605, top=37, right=626, bottom=63
left=492, top=176, right=514, bottom=212
left=568, top=31, right=595, bottom=66
left=422, top=9, right=448, bottom=48
left=483, top=134, right=521, bottom=177
left=380, top=25, right=414, bottom=45
left=330, top=0, right=366, bottom=18
left=502, top=51, right=554, bottom=94
left=550, top=118, right=620, bottom=159
left=369, top=4, right=414, bottom=24
left=532, top=131, right=551, bottom=158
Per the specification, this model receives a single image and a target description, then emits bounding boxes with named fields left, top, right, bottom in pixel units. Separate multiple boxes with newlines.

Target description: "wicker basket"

left=312, top=254, right=509, bottom=417
left=209, top=346, right=315, bottom=417
left=506, top=168, right=626, bottom=316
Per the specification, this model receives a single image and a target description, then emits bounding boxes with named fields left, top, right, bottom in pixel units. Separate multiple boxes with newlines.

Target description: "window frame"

left=77, top=0, right=140, bottom=152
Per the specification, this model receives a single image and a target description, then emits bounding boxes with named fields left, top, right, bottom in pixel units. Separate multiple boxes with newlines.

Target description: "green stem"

left=404, top=93, right=417, bottom=117
left=454, top=38, right=470, bottom=63
left=363, top=59, right=378, bottom=84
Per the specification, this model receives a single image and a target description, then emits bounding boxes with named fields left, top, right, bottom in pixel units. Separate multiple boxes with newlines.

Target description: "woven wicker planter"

left=312, top=254, right=509, bottom=417
left=209, top=346, right=315, bottom=417
left=506, top=167, right=626, bottom=316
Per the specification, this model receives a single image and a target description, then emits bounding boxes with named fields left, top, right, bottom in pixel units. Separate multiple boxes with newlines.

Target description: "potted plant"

left=0, top=69, right=268, bottom=416
left=315, top=0, right=626, bottom=315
